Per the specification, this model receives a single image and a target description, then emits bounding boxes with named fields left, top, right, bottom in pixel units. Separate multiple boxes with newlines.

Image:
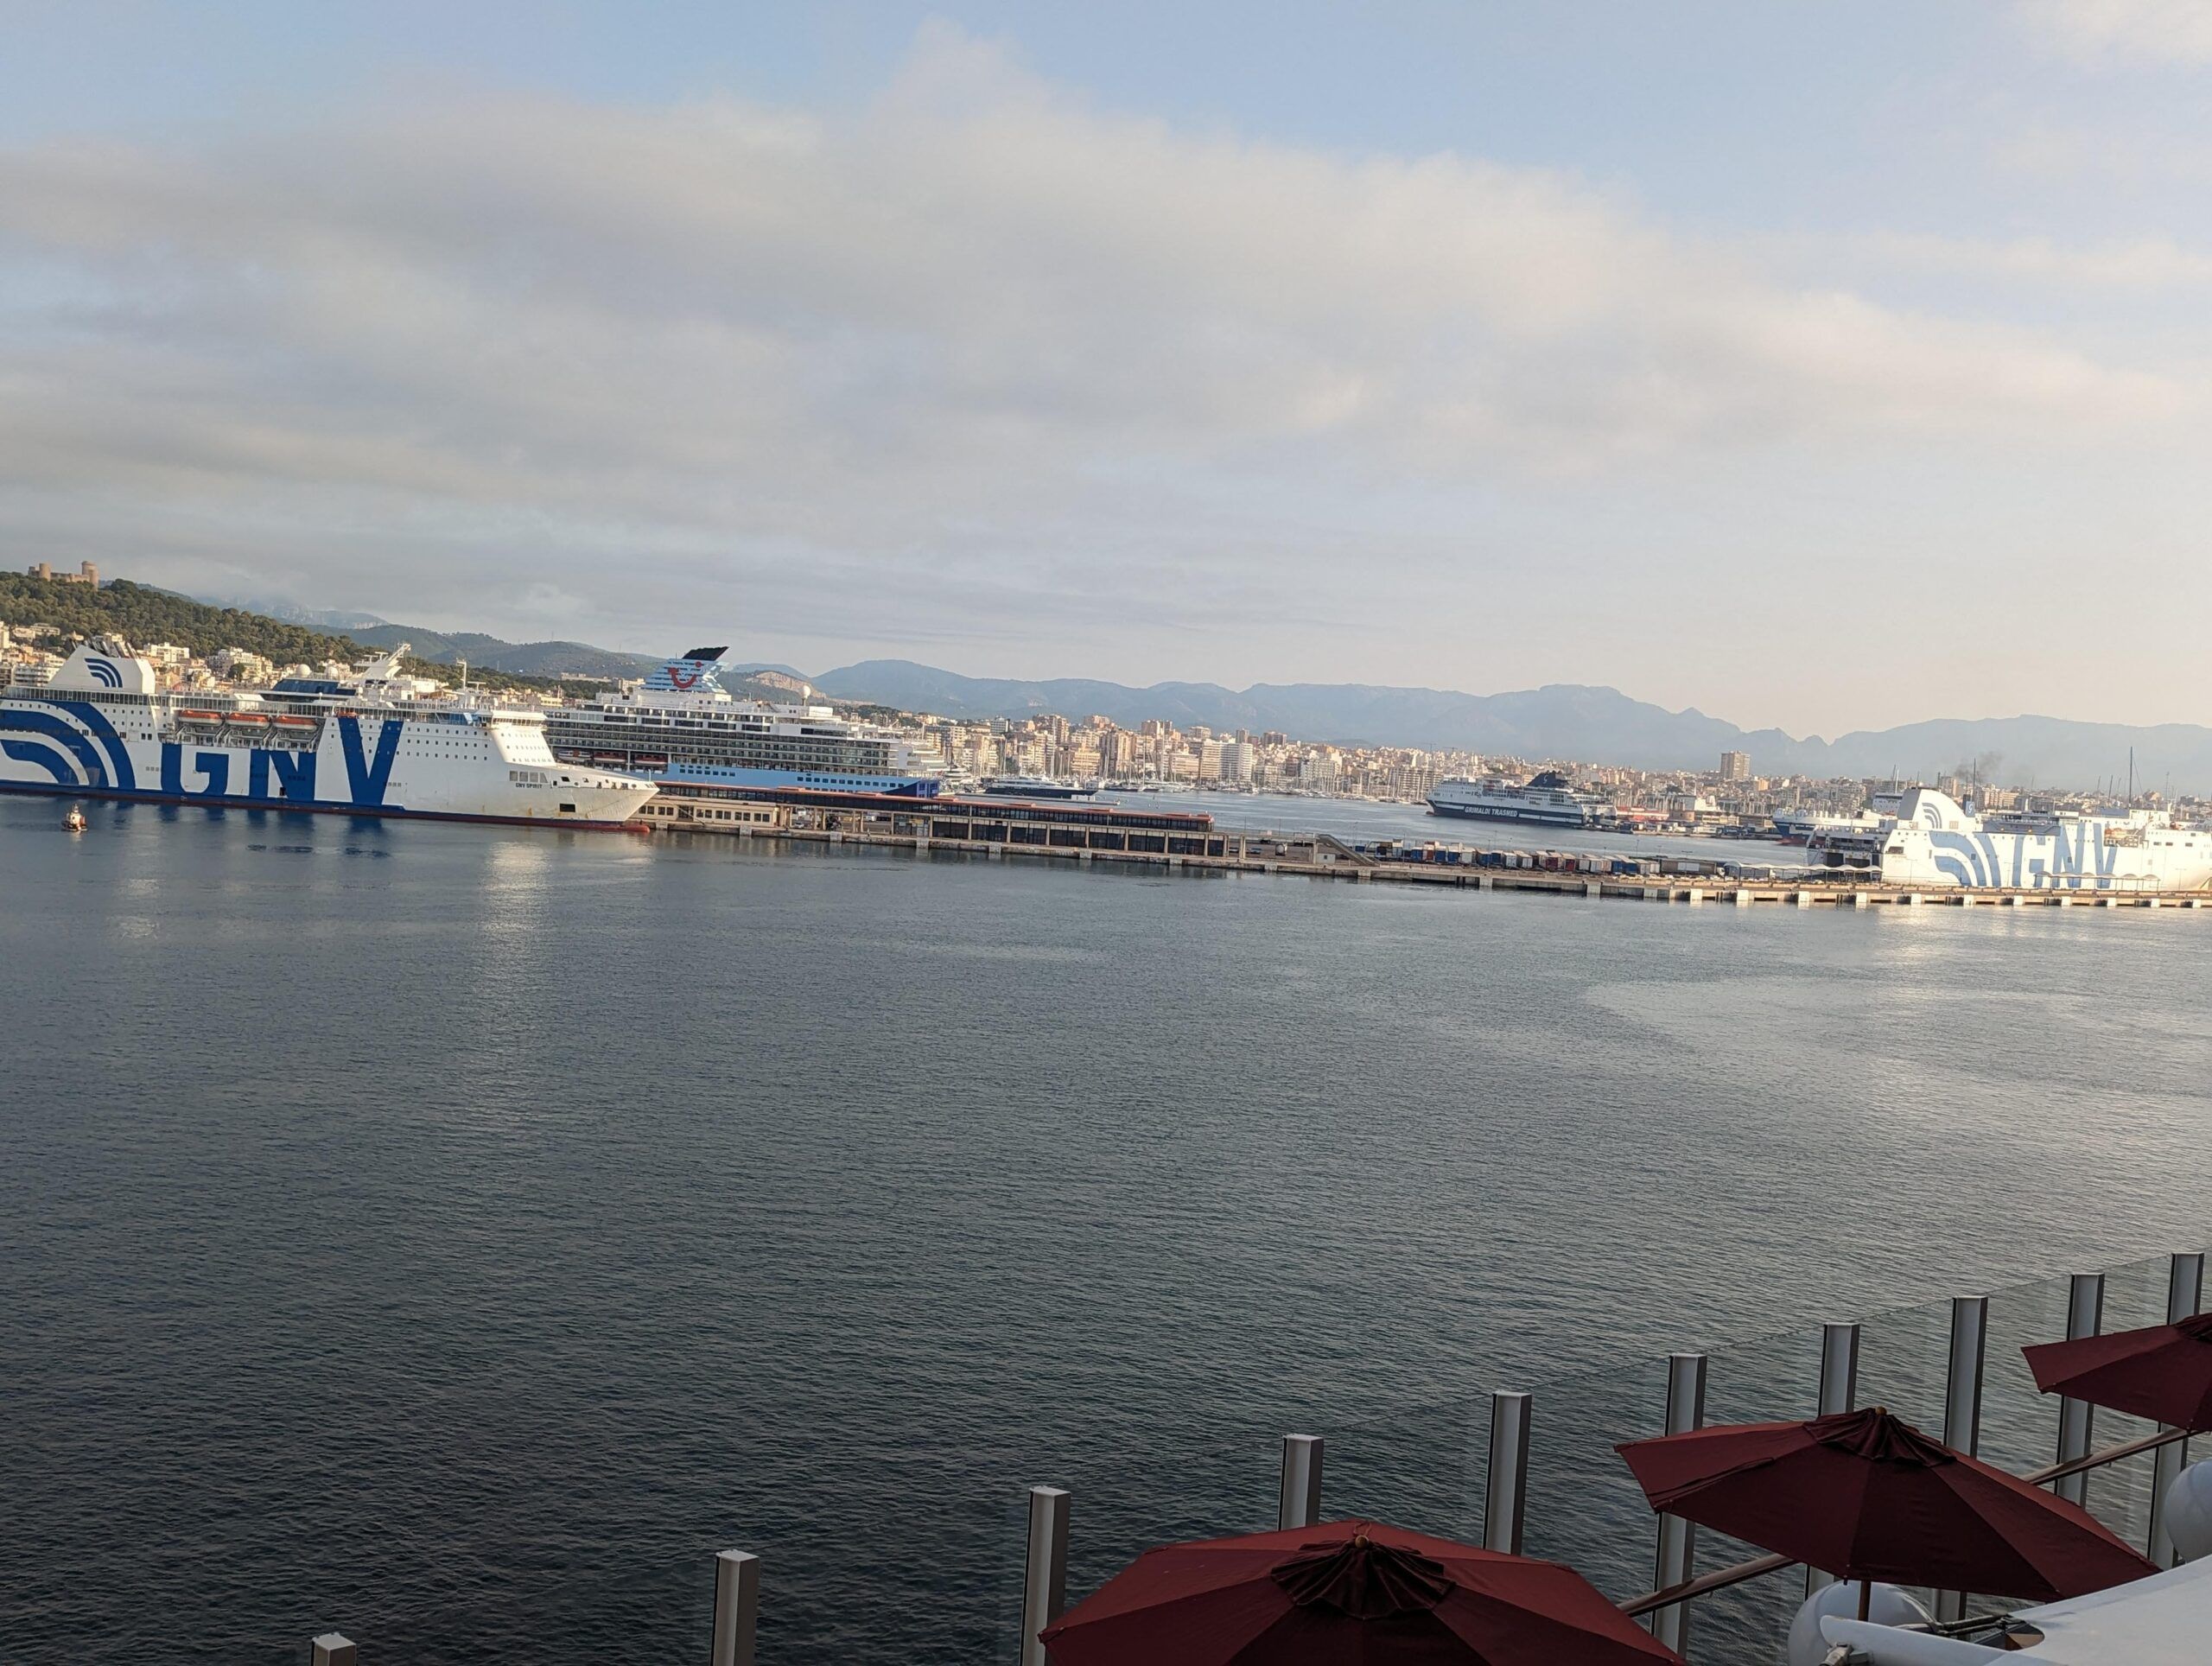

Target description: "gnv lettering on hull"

left=156, top=720, right=400, bottom=808
left=339, top=717, right=402, bottom=806
left=161, top=745, right=231, bottom=798
left=250, top=748, right=318, bottom=803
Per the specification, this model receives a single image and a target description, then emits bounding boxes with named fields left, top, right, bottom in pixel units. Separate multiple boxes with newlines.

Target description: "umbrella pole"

left=1857, top=1580, right=1872, bottom=1623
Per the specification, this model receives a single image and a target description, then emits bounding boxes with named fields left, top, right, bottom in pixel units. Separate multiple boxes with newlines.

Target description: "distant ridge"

left=193, top=595, right=808, bottom=697
left=160, top=592, right=2212, bottom=792
left=811, top=659, right=2212, bottom=795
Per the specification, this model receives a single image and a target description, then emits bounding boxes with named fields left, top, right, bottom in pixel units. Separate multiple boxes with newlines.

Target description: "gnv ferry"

left=1875, top=788, right=2212, bottom=891
left=543, top=647, right=944, bottom=796
left=0, top=641, right=656, bottom=828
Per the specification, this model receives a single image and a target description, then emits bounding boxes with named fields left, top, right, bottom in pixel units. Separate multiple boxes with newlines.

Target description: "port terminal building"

left=641, top=780, right=1245, bottom=860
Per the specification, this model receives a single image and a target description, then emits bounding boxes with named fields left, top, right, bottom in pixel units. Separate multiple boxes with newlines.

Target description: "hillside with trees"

left=0, top=575, right=575, bottom=693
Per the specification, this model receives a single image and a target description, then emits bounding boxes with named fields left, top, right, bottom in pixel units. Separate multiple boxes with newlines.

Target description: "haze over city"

left=4, top=1, right=2210, bottom=734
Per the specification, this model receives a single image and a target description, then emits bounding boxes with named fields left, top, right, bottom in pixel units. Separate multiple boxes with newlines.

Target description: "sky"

left=2, top=1, right=2209, bottom=736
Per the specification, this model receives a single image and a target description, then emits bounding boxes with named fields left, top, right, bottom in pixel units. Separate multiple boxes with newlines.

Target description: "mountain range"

left=808, top=662, right=2202, bottom=793
left=207, top=596, right=808, bottom=702
left=193, top=596, right=2209, bottom=792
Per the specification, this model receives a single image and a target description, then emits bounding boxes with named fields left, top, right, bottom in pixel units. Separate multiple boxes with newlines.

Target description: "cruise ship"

left=0, top=641, right=655, bottom=826
left=1873, top=787, right=2212, bottom=891
left=1427, top=771, right=1614, bottom=829
left=542, top=649, right=944, bottom=797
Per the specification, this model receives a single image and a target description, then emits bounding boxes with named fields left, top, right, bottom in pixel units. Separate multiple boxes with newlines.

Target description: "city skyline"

left=4, top=3, right=2211, bottom=734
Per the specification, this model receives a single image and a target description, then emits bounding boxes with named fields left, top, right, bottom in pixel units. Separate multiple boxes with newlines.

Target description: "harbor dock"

left=638, top=782, right=2212, bottom=910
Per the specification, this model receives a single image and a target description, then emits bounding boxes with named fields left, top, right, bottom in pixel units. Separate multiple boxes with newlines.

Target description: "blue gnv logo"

left=157, top=716, right=404, bottom=808
left=86, top=657, right=123, bottom=688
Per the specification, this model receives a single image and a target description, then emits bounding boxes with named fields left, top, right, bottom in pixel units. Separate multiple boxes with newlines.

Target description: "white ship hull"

left=1427, top=773, right=1608, bottom=829
left=1876, top=789, right=2212, bottom=891
left=3, top=649, right=653, bottom=827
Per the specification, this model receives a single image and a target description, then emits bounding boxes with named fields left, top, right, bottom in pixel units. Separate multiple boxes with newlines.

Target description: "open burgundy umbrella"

left=2024, top=1312, right=2212, bottom=1430
left=1616, top=1406, right=2154, bottom=1606
left=1038, top=1518, right=1681, bottom=1665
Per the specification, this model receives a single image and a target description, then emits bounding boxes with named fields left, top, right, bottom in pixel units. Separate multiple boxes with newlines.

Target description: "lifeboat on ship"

left=226, top=712, right=270, bottom=728
left=177, top=709, right=222, bottom=727
left=270, top=714, right=319, bottom=731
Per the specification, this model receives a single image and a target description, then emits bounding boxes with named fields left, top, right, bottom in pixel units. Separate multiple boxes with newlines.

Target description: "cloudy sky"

left=3, top=2, right=2209, bottom=734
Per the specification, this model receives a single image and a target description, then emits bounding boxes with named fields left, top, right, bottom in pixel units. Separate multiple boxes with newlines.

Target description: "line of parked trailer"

left=1353, top=839, right=1810, bottom=882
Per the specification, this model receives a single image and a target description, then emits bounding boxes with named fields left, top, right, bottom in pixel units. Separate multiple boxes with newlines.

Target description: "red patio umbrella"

left=1616, top=1406, right=2155, bottom=1606
left=1038, top=1517, right=1681, bottom=1666
left=2024, top=1311, right=2212, bottom=1430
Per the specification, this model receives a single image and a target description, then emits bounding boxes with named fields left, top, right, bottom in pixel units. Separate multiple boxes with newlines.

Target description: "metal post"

left=709, top=1551, right=759, bottom=1666
left=1278, top=1434, right=1324, bottom=1531
left=1484, top=1391, right=1531, bottom=1555
left=1934, top=1298, right=1988, bottom=1623
left=1649, top=1353, right=1707, bottom=1656
left=1807, top=1322, right=1860, bottom=1596
left=2149, top=1253, right=2205, bottom=1565
left=309, top=1638, right=357, bottom=1666
left=2053, top=1275, right=2105, bottom=1509
left=1019, top=1485, right=1071, bottom=1666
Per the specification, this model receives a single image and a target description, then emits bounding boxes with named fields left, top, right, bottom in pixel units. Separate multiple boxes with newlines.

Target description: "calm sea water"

left=4, top=798, right=2208, bottom=1662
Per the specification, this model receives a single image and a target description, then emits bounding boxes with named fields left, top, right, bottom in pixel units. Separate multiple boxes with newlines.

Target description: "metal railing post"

left=1019, top=1485, right=1071, bottom=1666
left=1807, top=1322, right=1860, bottom=1597
left=1484, top=1391, right=1532, bottom=1555
left=1650, top=1353, right=1707, bottom=1656
left=709, top=1550, right=760, bottom=1666
left=2149, top=1253, right=2205, bottom=1565
left=310, top=1637, right=358, bottom=1666
left=1934, top=1297, right=1988, bottom=1623
left=1278, top=1434, right=1324, bottom=1531
left=2053, top=1275, right=2105, bottom=1509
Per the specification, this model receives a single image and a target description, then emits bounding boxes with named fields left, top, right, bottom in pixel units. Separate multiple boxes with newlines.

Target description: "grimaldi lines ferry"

left=1866, top=787, right=2212, bottom=891
left=543, top=647, right=945, bottom=796
left=0, top=640, right=656, bottom=828
left=1427, top=770, right=1614, bottom=829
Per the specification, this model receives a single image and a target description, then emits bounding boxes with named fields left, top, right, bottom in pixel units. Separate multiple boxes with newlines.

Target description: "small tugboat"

left=63, top=806, right=87, bottom=832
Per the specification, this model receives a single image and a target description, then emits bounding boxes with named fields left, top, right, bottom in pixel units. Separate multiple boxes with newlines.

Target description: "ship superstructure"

left=1427, top=771, right=1613, bottom=829
left=0, top=640, right=654, bottom=827
left=543, top=648, right=944, bottom=796
left=982, top=776, right=1096, bottom=800
left=1872, top=788, right=2212, bottom=891
left=1773, top=808, right=1888, bottom=844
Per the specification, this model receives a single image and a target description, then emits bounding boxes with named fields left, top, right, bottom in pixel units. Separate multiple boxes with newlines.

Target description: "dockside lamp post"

left=1806, top=1322, right=1860, bottom=1598
left=1020, top=1485, right=1071, bottom=1666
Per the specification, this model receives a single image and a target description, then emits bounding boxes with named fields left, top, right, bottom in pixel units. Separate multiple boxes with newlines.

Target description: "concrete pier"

left=635, top=783, right=2211, bottom=916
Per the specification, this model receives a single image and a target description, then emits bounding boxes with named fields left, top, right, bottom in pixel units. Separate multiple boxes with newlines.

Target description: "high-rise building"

left=1719, top=750, right=1751, bottom=783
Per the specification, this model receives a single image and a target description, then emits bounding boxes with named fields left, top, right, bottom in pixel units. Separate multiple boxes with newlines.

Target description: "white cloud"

left=0, top=24, right=2194, bottom=668
left=1830, top=230, right=2212, bottom=288
left=2019, top=0, right=2212, bottom=66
